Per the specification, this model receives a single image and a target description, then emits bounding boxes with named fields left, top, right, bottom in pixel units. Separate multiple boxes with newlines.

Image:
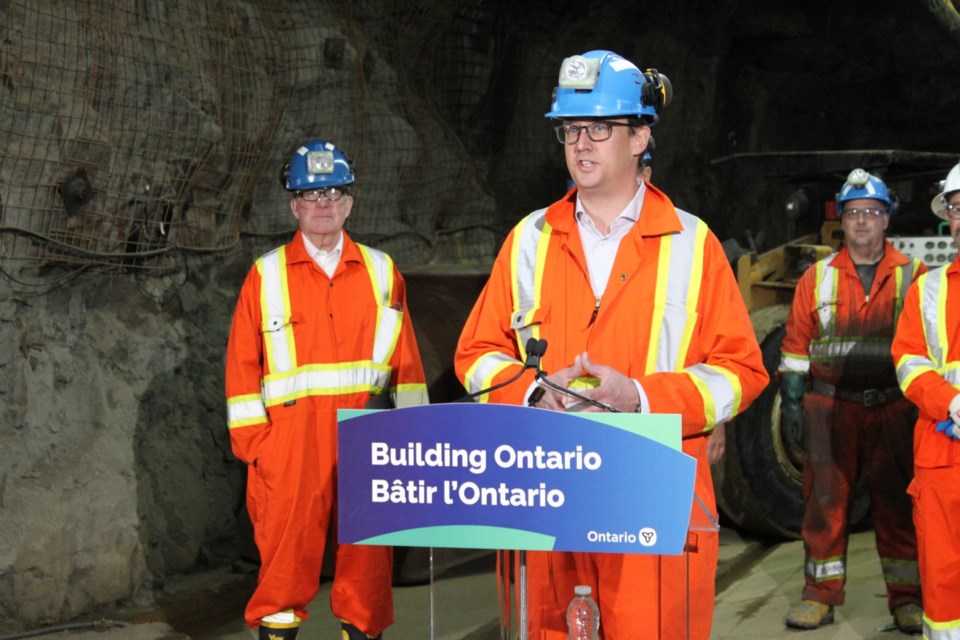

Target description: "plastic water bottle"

left=566, top=585, right=600, bottom=640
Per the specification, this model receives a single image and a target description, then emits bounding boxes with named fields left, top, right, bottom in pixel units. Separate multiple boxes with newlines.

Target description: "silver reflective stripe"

left=650, top=210, right=701, bottom=373
left=880, top=558, right=920, bottom=585
left=780, top=354, right=810, bottom=374
left=815, top=259, right=838, bottom=336
left=465, top=351, right=516, bottom=397
left=511, top=208, right=550, bottom=352
left=687, top=363, right=738, bottom=425
left=925, top=620, right=960, bottom=639
left=227, top=394, right=268, bottom=429
left=920, top=268, right=947, bottom=370
left=394, top=385, right=429, bottom=409
left=805, top=557, right=845, bottom=582
left=358, top=245, right=401, bottom=366
left=897, top=355, right=938, bottom=389
left=258, top=248, right=295, bottom=374
left=262, top=363, right=392, bottom=406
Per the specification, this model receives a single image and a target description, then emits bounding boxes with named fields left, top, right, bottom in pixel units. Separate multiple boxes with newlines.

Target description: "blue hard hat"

left=545, top=50, right=669, bottom=123
left=283, top=139, right=355, bottom=192
left=835, top=168, right=896, bottom=213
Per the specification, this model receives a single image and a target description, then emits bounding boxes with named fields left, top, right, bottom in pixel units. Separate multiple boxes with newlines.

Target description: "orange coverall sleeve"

left=455, top=227, right=538, bottom=407
left=780, top=265, right=817, bottom=370
left=225, top=265, right=270, bottom=465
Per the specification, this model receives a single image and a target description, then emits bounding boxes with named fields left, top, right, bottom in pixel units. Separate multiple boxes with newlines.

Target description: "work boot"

left=341, top=621, right=382, bottom=640
left=258, top=621, right=300, bottom=640
left=893, top=603, right=923, bottom=635
left=785, top=600, right=834, bottom=629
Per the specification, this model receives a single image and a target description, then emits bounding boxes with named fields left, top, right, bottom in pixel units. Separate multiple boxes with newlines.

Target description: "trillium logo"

left=638, top=527, right=657, bottom=547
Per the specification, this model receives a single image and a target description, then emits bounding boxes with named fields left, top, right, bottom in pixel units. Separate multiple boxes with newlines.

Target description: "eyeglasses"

left=297, top=187, right=348, bottom=202
left=554, top=121, right=633, bottom=145
left=841, top=207, right=887, bottom=219
left=945, top=203, right=960, bottom=220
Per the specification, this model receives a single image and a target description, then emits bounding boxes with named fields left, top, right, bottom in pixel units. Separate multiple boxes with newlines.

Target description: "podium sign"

left=337, top=404, right=695, bottom=555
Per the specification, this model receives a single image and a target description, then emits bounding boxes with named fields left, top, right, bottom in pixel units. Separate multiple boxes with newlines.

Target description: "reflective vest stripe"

left=896, top=268, right=960, bottom=390
left=645, top=233, right=673, bottom=375
left=252, top=242, right=402, bottom=405
left=814, top=258, right=839, bottom=336
left=358, top=245, right=403, bottom=366
left=465, top=211, right=552, bottom=400
left=262, top=361, right=392, bottom=406
left=508, top=206, right=729, bottom=424
left=810, top=258, right=913, bottom=362
left=510, top=209, right=551, bottom=355
left=227, top=393, right=268, bottom=429
left=257, top=247, right=297, bottom=374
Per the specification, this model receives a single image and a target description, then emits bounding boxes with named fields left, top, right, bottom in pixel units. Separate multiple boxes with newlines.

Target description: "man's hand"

left=561, top=352, right=641, bottom=413
left=950, top=393, right=960, bottom=426
left=707, top=422, right=727, bottom=465
left=529, top=357, right=586, bottom=411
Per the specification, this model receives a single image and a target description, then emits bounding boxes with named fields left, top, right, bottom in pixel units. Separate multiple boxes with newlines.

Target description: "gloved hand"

left=935, top=419, right=960, bottom=440
left=780, top=373, right=806, bottom=445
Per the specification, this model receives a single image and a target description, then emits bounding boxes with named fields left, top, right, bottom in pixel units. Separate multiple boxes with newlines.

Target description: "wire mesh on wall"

left=0, top=0, right=505, bottom=289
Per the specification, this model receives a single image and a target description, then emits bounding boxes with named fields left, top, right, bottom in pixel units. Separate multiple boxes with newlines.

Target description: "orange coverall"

left=455, top=185, right=767, bottom=639
left=780, top=244, right=925, bottom=611
left=225, top=230, right=427, bottom=632
left=891, top=259, right=960, bottom=637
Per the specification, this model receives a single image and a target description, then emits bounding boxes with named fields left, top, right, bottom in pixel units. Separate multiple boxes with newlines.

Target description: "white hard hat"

left=931, top=162, right=960, bottom=220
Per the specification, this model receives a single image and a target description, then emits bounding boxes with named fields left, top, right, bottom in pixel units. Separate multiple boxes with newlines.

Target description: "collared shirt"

left=575, top=181, right=646, bottom=297
left=301, top=231, right=343, bottom=278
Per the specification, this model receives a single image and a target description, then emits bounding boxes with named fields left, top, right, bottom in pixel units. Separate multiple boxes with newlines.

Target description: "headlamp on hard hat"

left=845, top=168, right=870, bottom=187
left=558, top=55, right=601, bottom=90
left=307, top=150, right=335, bottom=175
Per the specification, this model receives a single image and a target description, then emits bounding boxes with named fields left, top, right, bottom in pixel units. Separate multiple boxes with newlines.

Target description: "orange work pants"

left=909, top=465, right=960, bottom=633
left=514, top=437, right=718, bottom=640
left=243, top=410, right=393, bottom=635
left=800, top=392, right=920, bottom=611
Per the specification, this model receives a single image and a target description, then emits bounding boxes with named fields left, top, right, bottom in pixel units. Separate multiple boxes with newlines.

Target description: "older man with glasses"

left=225, top=139, right=428, bottom=640
left=780, top=169, right=926, bottom=633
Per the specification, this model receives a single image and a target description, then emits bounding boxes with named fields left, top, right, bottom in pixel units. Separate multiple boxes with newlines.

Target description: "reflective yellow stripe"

left=936, top=268, right=949, bottom=372
left=464, top=353, right=514, bottom=402
left=227, top=393, right=268, bottom=429
left=645, top=234, right=672, bottom=375
left=258, top=247, right=298, bottom=374
left=262, top=361, right=392, bottom=406
left=358, top=244, right=402, bottom=366
left=510, top=210, right=551, bottom=356
left=676, top=220, right=707, bottom=369
left=393, top=384, right=429, bottom=408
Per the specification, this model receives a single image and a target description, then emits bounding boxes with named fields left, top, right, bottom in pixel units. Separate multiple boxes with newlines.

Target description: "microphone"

left=454, top=337, right=546, bottom=402
left=530, top=340, right=621, bottom=413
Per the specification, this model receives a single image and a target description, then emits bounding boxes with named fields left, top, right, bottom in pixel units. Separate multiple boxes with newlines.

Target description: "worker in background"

left=891, top=161, right=960, bottom=639
left=224, top=139, right=428, bottom=640
left=455, top=49, right=768, bottom=639
left=780, top=169, right=925, bottom=633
